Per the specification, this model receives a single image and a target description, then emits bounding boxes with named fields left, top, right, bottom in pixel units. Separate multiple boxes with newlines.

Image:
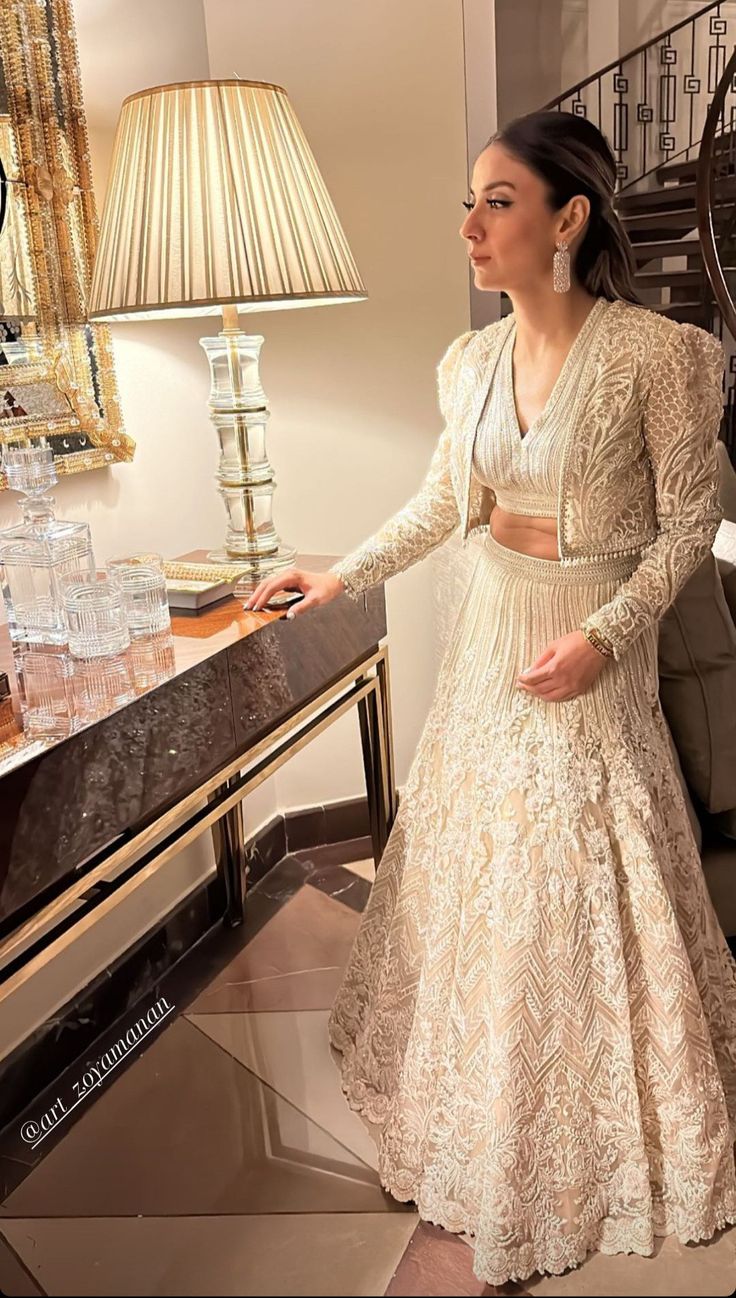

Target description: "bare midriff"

left=489, top=504, right=560, bottom=561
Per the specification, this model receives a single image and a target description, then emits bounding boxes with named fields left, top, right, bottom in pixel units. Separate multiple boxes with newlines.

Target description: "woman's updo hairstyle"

left=486, top=110, right=642, bottom=304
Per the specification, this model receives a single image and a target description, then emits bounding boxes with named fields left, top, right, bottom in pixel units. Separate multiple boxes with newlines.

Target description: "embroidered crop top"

left=471, top=299, right=604, bottom=519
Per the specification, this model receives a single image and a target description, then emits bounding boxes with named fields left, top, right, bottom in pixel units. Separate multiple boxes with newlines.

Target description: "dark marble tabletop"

left=0, top=551, right=386, bottom=933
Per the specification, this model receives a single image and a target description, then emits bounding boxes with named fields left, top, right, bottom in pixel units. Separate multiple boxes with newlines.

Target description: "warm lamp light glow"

left=88, top=79, right=368, bottom=322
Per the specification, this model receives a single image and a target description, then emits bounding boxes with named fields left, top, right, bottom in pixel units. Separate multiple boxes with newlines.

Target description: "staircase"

left=515, top=1, right=736, bottom=456
left=619, top=148, right=736, bottom=327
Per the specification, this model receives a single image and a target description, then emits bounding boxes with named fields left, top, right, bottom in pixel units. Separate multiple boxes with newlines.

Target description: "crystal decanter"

left=0, top=444, right=96, bottom=647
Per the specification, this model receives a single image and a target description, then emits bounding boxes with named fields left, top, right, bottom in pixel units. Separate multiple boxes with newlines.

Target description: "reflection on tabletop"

left=0, top=593, right=289, bottom=777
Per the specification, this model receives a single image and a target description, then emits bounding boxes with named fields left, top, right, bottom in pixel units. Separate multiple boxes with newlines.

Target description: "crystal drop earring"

left=553, top=240, right=571, bottom=293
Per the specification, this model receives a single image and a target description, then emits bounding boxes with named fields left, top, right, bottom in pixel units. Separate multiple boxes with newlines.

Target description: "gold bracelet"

left=582, top=625, right=615, bottom=658
left=595, top=626, right=615, bottom=655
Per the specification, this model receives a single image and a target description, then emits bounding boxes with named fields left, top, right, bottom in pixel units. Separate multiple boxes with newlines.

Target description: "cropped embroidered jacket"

left=328, top=297, right=726, bottom=661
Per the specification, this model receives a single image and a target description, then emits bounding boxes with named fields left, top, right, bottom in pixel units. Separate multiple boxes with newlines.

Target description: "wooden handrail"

left=697, top=44, right=736, bottom=341
left=541, top=0, right=722, bottom=111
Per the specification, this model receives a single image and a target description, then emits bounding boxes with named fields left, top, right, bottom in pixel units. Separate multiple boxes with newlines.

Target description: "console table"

left=0, top=552, right=396, bottom=1068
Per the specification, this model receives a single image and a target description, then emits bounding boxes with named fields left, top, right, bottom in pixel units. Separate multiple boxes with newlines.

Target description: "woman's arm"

left=328, top=329, right=477, bottom=601
left=579, top=321, right=726, bottom=661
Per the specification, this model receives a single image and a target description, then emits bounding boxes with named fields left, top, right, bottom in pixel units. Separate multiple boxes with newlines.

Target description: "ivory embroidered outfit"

left=326, top=295, right=736, bottom=1286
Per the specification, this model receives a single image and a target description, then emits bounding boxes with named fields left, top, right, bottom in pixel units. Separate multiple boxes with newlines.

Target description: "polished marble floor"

left=0, top=843, right=735, bottom=1296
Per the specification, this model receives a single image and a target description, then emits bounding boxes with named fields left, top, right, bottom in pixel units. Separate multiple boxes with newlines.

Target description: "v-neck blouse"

left=472, top=297, right=607, bottom=518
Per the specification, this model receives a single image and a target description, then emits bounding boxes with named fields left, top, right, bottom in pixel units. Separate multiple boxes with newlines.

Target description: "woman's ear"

left=558, top=194, right=590, bottom=245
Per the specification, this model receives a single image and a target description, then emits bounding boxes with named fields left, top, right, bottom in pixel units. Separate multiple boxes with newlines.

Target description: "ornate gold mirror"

left=0, top=0, right=133, bottom=488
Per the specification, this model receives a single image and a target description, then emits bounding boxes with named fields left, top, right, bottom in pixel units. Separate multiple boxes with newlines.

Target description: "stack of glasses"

left=0, top=445, right=176, bottom=740
left=105, top=553, right=175, bottom=692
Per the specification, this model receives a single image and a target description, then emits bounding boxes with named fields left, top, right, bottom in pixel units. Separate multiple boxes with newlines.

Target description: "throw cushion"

left=713, top=518, right=736, bottom=645
left=709, top=805, right=736, bottom=840
left=657, top=550, right=736, bottom=814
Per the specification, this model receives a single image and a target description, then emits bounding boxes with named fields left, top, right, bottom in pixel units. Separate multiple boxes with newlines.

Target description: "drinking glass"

left=106, top=553, right=170, bottom=639
left=62, top=571, right=130, bottom=657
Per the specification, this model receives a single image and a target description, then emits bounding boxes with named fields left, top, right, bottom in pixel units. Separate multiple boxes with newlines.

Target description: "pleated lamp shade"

left=87, top=79, right=368, bottom=322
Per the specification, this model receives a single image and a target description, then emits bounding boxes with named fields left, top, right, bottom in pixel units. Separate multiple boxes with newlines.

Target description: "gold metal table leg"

left=375, top=647, right=398, bottom=832
left=357, top=655, right=396, bottom=867
left=210, top=775, right=247, bottom=927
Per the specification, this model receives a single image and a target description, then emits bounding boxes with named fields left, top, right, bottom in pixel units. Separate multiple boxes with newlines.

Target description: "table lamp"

left=87, top=79, right=367, bottom=589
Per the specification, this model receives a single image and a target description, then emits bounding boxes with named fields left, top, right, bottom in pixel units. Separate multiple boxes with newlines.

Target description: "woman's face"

left=460, top=141, right=589, bottom=294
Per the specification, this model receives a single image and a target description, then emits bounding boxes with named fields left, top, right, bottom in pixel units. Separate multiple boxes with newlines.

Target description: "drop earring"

left=553, top=240, right=571, bottom=293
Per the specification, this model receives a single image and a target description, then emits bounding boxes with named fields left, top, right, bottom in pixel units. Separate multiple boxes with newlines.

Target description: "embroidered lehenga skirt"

left=327, top=525, right=736, bottom=1287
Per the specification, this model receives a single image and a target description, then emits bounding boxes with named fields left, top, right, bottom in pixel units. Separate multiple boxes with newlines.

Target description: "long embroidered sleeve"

left=580, top=322, right=725, bottom=660
left=328, top=330, right=477, bottom=601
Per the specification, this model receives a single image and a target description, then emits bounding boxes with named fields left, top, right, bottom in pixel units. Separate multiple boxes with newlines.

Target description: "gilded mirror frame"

left=0, top=0, right=133, bottom=488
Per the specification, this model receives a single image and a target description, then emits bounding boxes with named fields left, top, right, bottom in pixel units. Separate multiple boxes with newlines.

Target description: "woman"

left=244, top=111, right=736, bottom=1287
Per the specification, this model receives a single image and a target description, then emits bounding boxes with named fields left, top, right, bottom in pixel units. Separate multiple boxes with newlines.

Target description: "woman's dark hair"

left=485, top=110, right=642, bottom=305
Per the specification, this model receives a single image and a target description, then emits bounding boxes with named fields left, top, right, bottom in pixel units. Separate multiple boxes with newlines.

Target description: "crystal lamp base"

left=206, top=540, right=299, bottom=598
left=200, top=310, right=299, bottom=593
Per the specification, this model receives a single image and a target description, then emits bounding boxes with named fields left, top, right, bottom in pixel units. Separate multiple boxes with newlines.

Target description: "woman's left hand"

left=516, top=630, right=610, bottom=701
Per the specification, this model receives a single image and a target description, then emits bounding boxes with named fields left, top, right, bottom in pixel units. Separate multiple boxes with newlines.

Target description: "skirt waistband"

left=468, top=524, right=641, bottom=585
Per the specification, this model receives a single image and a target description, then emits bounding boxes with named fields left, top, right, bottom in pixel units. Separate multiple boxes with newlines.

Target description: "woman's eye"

left=461, top=198, right=508, bottom=210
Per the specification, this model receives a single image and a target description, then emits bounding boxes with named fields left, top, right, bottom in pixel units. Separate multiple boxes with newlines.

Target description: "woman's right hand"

left=243, top=567, right=345, bottom=618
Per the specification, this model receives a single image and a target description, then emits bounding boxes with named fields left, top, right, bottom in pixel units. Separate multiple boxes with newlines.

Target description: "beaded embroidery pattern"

left=329, top=298, right=725, bottom=663
left=471, top=301, right=607, bottom=521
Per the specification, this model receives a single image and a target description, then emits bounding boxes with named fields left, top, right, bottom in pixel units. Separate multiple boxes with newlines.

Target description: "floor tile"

left=1, top=1016, right=395, bottom=1219
left=1, top=1212, right=418, bottom=1297
left=187, top=1008, right=382, bottom=1172
left=0, top=1229, right=44, bottom=1295
left=186, top=883, right=361, bottom=1014
left=385, top=1220, right=488, bottom=1296
left=385, top=1220, right=534, bottom=1296
left=343, top=858, right=376, bottom=882
left=303, top=861, right=373, bottom=914
left=524, top=1224, right=736, bottom=1296
left=246, top=854, right=315, bottom=913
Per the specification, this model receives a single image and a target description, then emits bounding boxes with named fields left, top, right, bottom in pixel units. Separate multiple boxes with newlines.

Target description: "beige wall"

left=495, top=0, right=566, bottom=122
left=465, top=0, right=501, bottom=331
left=619, top=0, right=698, bottom=52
